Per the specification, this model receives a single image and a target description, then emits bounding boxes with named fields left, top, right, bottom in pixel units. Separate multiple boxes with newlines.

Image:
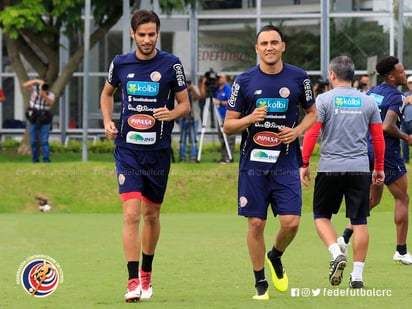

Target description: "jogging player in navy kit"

left=100, top=9, right=190, bottom=302
left=223, top=25, right=317, bottom=300
left=338, top=56, right=412, bottom=265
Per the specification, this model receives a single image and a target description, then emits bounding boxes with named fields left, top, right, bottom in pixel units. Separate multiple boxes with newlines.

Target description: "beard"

left=137, top=43, right=156, bottom=57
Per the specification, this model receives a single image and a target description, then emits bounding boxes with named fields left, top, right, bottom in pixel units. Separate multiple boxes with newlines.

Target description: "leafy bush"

left=0, top=139, right=20, bottom=150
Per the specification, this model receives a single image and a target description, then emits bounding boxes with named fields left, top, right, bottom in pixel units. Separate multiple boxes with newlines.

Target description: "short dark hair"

left=256, top=25, right=285, bottom=43
left=376, top=56, right=399, bottom=77
left=131, top=9, right=160, bottom=32
left=329, top=56, right=355, bottom=82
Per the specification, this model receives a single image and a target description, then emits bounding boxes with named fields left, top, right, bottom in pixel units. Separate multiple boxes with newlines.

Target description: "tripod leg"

left=196, top=98, right=211, bottom=162
left=214, top=105, right=232, bottom=161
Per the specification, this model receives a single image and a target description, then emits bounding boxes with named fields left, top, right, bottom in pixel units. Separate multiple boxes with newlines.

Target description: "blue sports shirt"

left=107, top=49, right=187, bottom=150
left=367, top=83, right=406, bottom=154
left=227, top=63, right=315, bottom=170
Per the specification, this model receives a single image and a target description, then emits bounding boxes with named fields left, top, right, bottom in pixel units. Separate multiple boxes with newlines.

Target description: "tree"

left=0, top=0, right=196, bottom=154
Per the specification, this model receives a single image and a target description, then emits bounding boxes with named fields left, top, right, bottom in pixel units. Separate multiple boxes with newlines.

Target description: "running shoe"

left=349, top=274, right=364, bottom=288
left=139, top=269, right=153, bottom=299
left=393, top=251, right=412, bottom=265
left=337, top=236, right=349, bottom=257
left=329, top=255, right=347, bottom=286
left=266, top=253, right=288, bottom=292
left=252, top=280, right=269, bottom=300
left=125, top=278, right=141, bottom=302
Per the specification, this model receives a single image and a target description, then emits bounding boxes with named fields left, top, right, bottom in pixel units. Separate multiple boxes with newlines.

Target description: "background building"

left=0, top=0, right=411, bottom=134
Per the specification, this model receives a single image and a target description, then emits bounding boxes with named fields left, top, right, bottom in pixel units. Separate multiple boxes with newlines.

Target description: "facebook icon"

left=291, top=288, right=300, bottom=297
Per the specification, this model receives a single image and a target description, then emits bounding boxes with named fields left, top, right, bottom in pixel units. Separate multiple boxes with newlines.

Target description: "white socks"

left=328, top=243, right=344, bottom=260
left=351, top=261, right=364, bottom=281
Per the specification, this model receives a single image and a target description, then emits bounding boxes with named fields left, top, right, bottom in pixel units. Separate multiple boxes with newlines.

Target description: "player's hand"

left=153, top=106, right=173, bottom=121
left=104, top=121, right=118, bottom=140
left=278, top=127, right=299, bottom=144
left=300, top=166, right=311, bottom=186
left=248, top=106, right=267, bottom=124
left=372, top=170, right=385, bottom=185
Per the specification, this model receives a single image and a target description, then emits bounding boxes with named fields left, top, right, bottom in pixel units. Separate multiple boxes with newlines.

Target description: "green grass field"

left=1, top=151, right=411, bottom=308
left=1, top=213, right=409, bottom=308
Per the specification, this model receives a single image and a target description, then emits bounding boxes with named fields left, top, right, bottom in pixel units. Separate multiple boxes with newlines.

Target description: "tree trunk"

left=4, top=33, right=32, bottom=155
left=17, top=131, right=31, bottom=155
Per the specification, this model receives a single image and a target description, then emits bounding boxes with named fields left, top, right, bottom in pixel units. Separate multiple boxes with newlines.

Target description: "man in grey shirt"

left=300, top=56, right=385, bottom=289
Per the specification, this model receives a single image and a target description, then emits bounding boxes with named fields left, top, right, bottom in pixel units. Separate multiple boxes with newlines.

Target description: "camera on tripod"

left=204, top=68, right=220, bottom=87
left=204, top=68, right=220, bottom=97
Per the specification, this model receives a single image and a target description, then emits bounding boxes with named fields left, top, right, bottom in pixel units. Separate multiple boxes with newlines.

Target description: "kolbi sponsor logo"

left=369, top=93, right=384, bottom=106
left=128, top=114, right=155, bottom=130
left=127, top=81, right=159, bottom=96
left=256, top=98, right=288, bottom=112
left=334, top=96, right=361, bottom=108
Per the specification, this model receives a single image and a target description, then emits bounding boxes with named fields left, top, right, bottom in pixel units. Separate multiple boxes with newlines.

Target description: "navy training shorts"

left=114, top=146, right=171, bottom=204
left=237, top=168, right=302, bottom=219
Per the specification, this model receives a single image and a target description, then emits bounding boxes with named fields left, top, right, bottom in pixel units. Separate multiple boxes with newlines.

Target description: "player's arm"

left=100, top=80, right=118, bottom=139
left=382, top=110, right=412, bottom=145
left=300, top=121, right=322, bottom=186
left=278, top=104, right=318, bottom=144
left=154, top=89, right=190, bottom=122
left=223, top=107, right=267, bottom=135
left=369, top=123, right=385, bottom=185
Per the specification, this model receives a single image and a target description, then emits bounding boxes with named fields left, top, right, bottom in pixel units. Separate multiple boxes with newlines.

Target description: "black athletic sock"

left=397, top=244, right=407, bottom=255
left=268, top=247, right=284, bottom=278
left=268, top=246, right=283, bottom=262
left=127, top=261, right=139, bottom=280
left=253, top=268, right=266, bottom=284
left=342, top=228, right=353, bottom=244
left=141, top=252, right=154, bottom=273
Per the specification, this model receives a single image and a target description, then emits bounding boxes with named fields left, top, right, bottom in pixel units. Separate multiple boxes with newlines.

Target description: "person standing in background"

left=213, top=72, right=236, bottom=163
left=23, top=78, right=55, bottom=163
left=178, top=79, right=203, bottom=162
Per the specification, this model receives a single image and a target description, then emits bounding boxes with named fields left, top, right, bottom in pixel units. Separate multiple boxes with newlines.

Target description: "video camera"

left=204, top=68, right=220, bottom=88
left=40, top=83, right=49, bottom=91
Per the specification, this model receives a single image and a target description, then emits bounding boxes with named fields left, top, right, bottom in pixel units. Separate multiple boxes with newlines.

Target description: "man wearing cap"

left=401, top=75, right=412, bottom=163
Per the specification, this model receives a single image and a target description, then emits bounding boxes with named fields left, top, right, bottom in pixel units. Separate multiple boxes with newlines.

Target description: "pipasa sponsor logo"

left=128, top=114, right=155, bottom=130
left=253, top=131, right=281, bottom=147
left=127, top=81, right=159, bottom=96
